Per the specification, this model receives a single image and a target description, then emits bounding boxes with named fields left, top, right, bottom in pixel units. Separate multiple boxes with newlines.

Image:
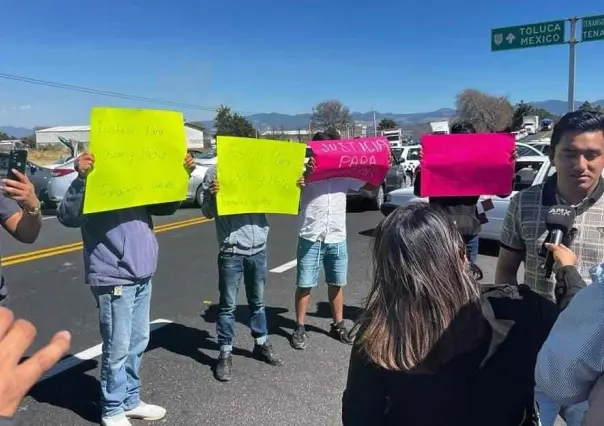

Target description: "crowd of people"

left=0, top=110, right=602, bottom=426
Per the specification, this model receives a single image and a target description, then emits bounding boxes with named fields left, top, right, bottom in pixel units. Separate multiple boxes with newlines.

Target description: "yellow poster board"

left=216, top=137, right=306, bottom=215
left=83, top=107, right=188, bottom=214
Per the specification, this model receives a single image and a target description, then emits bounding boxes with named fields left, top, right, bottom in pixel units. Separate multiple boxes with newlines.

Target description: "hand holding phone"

left=7, top=150, right=28, bottom=181
left=2, top=149, right=38, bottom=212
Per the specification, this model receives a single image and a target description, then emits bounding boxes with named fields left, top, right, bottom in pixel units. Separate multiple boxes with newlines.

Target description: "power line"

left=0, top=72, right=257, bottom=116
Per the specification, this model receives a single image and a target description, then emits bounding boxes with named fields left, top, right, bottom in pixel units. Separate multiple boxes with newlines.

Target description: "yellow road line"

left=1, top=217, right=211, bottom=267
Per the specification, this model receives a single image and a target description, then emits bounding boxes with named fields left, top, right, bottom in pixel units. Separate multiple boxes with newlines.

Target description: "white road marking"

left=42, top=216, right=56, bottom=220
left=270, top=259, right=297, bottom=273
left=38, top=318, right=173, bottom=383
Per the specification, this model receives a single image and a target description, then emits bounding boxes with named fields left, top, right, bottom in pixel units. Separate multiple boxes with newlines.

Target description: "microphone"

left=542, top=205, right=575, bottom=278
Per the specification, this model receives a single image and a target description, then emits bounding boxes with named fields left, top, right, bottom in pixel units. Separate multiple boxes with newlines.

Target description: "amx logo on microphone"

left=550, top=208, right=573, bottom=216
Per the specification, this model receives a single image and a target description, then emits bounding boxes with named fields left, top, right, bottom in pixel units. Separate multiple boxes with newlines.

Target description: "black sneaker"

left=253, top=341, right=284, bottom=366
left=214, top=351, right=233, bottom=382
left=291, top=324, right=307, bottom=350
left=330, top=321, right=353, bottom=345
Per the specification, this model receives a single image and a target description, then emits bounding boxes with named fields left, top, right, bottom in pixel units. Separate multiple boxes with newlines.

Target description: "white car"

left=46, top=158, right=78, bottom=205
left=392, top=145, right=421, bottom=181
left=380, top=156, right=553, bottom=241
left=189, top=149, right=217, bottom=166
left=186, top=164, right=209, bottom=205
left=528, top=141, right=551, bottom=156
left=516, top=142, right=545, bottom=157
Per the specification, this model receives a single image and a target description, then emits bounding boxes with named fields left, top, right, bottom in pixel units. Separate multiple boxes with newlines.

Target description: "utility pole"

left=567, top=16, right=578, bottom=112
left=372, top=108, right=378, bottom=136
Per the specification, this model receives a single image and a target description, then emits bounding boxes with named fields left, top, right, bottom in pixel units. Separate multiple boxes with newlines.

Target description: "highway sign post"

left=491, top=20, right=566, bottom=51
left=491, top=16, right=604, bottom=113
left=581, top=15, right=604, bottom=42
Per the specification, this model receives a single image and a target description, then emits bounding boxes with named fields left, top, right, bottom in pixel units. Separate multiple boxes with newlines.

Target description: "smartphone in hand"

left=7, top=149, right=28, bottom=181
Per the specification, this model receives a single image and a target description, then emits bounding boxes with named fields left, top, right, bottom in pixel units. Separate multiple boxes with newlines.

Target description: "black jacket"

left=342, top=270, right=586, bottom=426
left=413, top=170, right=481, bottom=237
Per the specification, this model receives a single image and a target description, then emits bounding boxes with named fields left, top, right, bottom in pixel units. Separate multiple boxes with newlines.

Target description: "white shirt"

left=298, top=178, right=364, bottom=244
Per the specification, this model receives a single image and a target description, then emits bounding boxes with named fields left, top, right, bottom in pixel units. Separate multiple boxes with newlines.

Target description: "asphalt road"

left=0, top=204, right=564, bottom=426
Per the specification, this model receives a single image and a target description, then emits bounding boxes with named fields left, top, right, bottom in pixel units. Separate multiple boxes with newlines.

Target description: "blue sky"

left=0, top=0, right=602, bottom=127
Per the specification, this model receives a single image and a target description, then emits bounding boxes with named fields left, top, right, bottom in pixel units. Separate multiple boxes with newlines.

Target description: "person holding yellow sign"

left=57, top=150, right=195, bottom=426
left=201, top=164, right=305, bottom=382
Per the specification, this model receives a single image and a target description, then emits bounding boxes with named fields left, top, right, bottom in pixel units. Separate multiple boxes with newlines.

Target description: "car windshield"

left=391, top=148, right=403, bottom=162
left=516, top=145, right=540, bottom=157
left=406, top=148, right=420, bottom=161
left=513, top=161, right=543, bottom=191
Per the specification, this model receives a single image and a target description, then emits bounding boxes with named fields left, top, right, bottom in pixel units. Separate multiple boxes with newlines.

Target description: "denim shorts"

left=296, top=237, right=348, bottom=288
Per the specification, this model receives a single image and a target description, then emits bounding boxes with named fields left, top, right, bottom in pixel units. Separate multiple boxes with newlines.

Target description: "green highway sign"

left=491, top=20, right=566, bottom=51
left=581, top=15, right=604, bottom=42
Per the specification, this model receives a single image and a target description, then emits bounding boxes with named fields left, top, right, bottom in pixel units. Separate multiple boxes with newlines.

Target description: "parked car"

left=516, top=142, right=544, bottom=157
left=528, top=141, right=551, bottom=156
left=46, top=158, right=78, bottom=205
left=188, top=149, right=217, bottom=166
left=347, top=154, right=407, bottom=211
left=185, top=164, right=209, bottom=205
left=380, top=156, right=553, bottom=241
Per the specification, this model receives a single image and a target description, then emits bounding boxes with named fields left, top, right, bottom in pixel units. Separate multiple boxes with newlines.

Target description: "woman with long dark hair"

left=342, top=203, right=563, bottom=426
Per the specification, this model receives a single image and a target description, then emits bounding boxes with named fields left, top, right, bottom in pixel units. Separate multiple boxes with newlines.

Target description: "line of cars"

left=380, top=138, right=553, bottom=241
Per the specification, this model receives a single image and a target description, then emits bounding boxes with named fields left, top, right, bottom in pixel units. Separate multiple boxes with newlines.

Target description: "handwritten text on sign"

left=306, top=137, right=390, bottom=186
left=83, top=107, right=189, bottom=214
left=216, top=137, right=306, bottom=215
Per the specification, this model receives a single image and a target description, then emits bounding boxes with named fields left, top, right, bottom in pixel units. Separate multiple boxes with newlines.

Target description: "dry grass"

left=28, top=147, right=71, bottom=166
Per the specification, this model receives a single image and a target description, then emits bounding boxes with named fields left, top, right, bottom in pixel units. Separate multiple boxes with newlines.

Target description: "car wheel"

left=195, top=185, right=204, bottom=207
left=372, top=185, right=385, bottom=210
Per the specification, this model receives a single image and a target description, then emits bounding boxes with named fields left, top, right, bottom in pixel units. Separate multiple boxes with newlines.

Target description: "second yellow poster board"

left=216, top=137, right=306, bottom=215
left=83, top=107, right=189, bottom=214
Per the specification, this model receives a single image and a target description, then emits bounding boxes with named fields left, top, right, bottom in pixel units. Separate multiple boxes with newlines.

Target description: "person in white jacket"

left=535, top=244, right=604, bottom=425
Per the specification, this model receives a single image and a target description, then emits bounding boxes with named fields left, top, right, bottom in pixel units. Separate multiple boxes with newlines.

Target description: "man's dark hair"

left=312, top=131, right=328, bottom=141
left=312, top=130, right=340, bottom=141
left=550, top=110, right=604, bottom=158
left=450, top=121, right=476, bottom=134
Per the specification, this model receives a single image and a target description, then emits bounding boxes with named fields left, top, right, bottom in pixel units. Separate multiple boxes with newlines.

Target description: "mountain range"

left=1, top=99, right=603, bottom=137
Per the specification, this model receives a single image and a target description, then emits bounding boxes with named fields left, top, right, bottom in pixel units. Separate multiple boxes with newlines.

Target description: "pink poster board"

left=306, top=137, right=390, bottom=186
left=420, top=133, right=515, bottom=197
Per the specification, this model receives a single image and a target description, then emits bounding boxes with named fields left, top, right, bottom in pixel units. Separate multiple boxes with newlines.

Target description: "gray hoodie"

left=200, top=165, right=268, bottom=255
left=57, top=176, right=180, bottom=286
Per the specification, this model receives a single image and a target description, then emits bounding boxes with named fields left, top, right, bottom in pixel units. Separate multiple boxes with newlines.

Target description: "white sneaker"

left=124, top=401, right=167, bottom=421
left=101, top=413, right=132, bottom=426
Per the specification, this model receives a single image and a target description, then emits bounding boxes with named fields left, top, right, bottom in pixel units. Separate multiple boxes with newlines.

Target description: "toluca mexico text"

left=518, top=22, right=563, bottom=46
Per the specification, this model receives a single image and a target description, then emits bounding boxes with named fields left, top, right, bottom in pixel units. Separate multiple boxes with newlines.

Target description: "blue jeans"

left=535, top=388, right=588, bottom=426
left=464, top=234, right=479, bottom=264
left=216, top=250, right=268, bottom=347
left=296, top=237, right=348, bottom=288
left=91, top=279, right=152, bottom=418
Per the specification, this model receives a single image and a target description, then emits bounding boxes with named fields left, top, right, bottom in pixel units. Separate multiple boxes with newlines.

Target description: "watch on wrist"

left=24, top=201, right=41, bottom=216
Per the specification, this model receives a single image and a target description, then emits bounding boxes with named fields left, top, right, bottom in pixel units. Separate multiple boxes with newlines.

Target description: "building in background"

left=260, top=128, right=312, bottom=142
left=35, top=122, right=205, bottom=149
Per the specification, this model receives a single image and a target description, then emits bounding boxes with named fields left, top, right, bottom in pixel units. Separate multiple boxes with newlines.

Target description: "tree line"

left=18, top=93, right=600, bottom=147
left=210, top=92, right=604, bottom=143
